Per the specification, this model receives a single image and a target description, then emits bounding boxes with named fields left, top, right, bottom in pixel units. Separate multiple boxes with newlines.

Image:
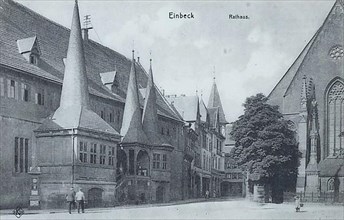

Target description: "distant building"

left=222, top=124, right=245, bottom=197
left=166, top=78, right=228, bottom=198
left=268, top=0, right=344, bottom=202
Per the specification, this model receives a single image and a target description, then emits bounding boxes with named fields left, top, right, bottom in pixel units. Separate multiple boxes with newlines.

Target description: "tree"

left=230, top=93, right=301, bottom=203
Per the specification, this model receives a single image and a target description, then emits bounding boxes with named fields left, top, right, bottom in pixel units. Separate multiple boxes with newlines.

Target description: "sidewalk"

left=0, top=197, right=215, bottom=216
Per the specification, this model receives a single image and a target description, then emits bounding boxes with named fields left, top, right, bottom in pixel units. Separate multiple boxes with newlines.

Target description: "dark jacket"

left=66, top=190, right=75, bottom=202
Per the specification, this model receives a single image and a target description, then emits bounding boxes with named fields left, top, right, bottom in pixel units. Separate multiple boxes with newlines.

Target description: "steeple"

left=120, top=50, right=148, bottom=143
left=142, top=59, right=158, bottom=134
left=208, top=78, right=228, bottom=124
left=142, top=59, right=167, bottom=145
left=42, top=0, right=118, bottom=135
left=59, top=0, right=89, bottom=110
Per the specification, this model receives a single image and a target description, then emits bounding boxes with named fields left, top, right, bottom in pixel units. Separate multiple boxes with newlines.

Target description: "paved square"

left=1, top=200, right=343, bottom=220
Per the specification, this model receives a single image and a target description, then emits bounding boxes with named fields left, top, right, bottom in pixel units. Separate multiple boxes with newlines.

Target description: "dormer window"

left=17, top=36, right=41, bottom=66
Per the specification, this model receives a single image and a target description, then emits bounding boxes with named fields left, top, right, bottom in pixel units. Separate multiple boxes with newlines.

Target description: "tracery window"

left=327, top=80, right=344, bottom=156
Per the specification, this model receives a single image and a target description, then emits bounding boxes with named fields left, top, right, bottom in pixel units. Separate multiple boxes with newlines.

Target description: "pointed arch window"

left=327, top=178, right=334, bottom=191
left=327, top=80, right=344, bottom=156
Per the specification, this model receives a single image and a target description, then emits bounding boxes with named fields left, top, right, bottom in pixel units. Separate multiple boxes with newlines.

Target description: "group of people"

left=66, top=187, right=85, bottom=214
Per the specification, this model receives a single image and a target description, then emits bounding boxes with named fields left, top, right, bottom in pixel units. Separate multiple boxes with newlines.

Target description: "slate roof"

left=319, top=158, right=344, bottom=177
left=35, top=1, right=119, bottom=137
left=267, top=0, right=344, bottom=112
left=199, top=98, right=208, bottom=123
left=208, top=81, right=228, bottom=124
left=36, top=107, right=119, bottom=135
left=142, top=61, right=169, bottom=146
left=0, top=0, right=179, bottom=121
left=267, top=32, right=318, bottom=105
left=208, top=107, right=219, bottom=128
left=121, top=55, right=149, bottom=144
left=166, top=95, right=199, bottom=122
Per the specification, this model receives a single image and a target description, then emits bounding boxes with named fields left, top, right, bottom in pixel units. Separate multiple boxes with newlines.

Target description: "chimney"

left=82, top=29, right=89, bottom=41
left=82, top=15, right=93, bottom=42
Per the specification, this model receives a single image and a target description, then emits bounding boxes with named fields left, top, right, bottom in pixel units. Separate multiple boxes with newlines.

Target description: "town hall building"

left=0, top=0, right=230, bottom=209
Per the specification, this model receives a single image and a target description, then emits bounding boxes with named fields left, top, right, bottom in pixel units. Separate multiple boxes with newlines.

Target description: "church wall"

left=269, top=8, right=344, bottom=160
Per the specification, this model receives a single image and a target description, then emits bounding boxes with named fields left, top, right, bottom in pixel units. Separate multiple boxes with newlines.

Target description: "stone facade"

left=268, top=0, right=344, bottom=200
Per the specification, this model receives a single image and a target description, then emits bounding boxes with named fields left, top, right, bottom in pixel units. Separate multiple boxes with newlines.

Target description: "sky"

left=18, top=0, right=335, bottom=122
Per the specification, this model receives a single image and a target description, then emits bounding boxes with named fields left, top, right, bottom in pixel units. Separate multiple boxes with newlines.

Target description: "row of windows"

left=0, top=77, right=50, bottom=106
left=226, top=173, right=243, bottom=179
left=99, top=108, right=121, bottom=124
left=152, top=153, right=167, bottom=169
left=79, top=141, right=115, bottom=166
left=14, top=137, right=29, bottom=173
left=202, top=154, right=211, bottom=171
left=227, top=163, right=238, bottom=169
left=213, top=157, right=221, bottom=170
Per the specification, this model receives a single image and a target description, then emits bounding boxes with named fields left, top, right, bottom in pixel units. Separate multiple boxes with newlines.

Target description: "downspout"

left=72, top=128, right=75, bottom=187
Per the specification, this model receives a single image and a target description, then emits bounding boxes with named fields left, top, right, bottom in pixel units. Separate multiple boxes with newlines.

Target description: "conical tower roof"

left=208, top=78, right=228, bottom=124
left=120, top=51, right=148, bottom=144
left=36, top=1, right=119, bottom=136
left=199, top=97, right=208, bottom=123
left=142, top=59, right=168, bottom=145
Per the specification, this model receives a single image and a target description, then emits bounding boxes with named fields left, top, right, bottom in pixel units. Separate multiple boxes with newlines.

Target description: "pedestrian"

left=76, top=188, right=85, bottom=213
left=294, top=195, right=301, bottom=212
left=205, top=190, right=209, bottom=199
left=66, top=187, right=76, bottom=214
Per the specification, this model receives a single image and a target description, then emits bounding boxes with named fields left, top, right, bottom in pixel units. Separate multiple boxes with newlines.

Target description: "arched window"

left=327, top=178, right=334, bottom=191
left=327, top=80, right=344, bottom=156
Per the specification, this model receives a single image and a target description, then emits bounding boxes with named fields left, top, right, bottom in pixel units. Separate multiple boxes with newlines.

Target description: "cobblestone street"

left=1, top=199, right=343, bottom=220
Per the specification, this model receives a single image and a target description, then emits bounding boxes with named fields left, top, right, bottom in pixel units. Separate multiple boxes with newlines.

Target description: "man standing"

left=66, top=187, right=75, bottom=214
left=76, top=188, right=85, bottom=213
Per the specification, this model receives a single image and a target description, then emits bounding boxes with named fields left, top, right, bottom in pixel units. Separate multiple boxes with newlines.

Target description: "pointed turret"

left=305, top=99, right=320, bottom=194
left=208, top=78, right=228, bottom=124
left=142, top=59, right=158, bottom=132
left=37, top=0, right=118, bottom=135
left=59, top=0, right=89, bottom=110
left=120, top=51, right=148, bottom=144
left=199, top=97, right=209, bottom=124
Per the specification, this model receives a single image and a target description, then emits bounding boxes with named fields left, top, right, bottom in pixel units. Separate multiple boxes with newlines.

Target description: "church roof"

left=267, top=0, right=344, bottom=114
left=207, top=80, right=228, bottom=124
left=319, top=158, right=344, bottom=177
left=166, top=95, right=199, bottom=122
left=0, top=0, right=179, bottom=121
